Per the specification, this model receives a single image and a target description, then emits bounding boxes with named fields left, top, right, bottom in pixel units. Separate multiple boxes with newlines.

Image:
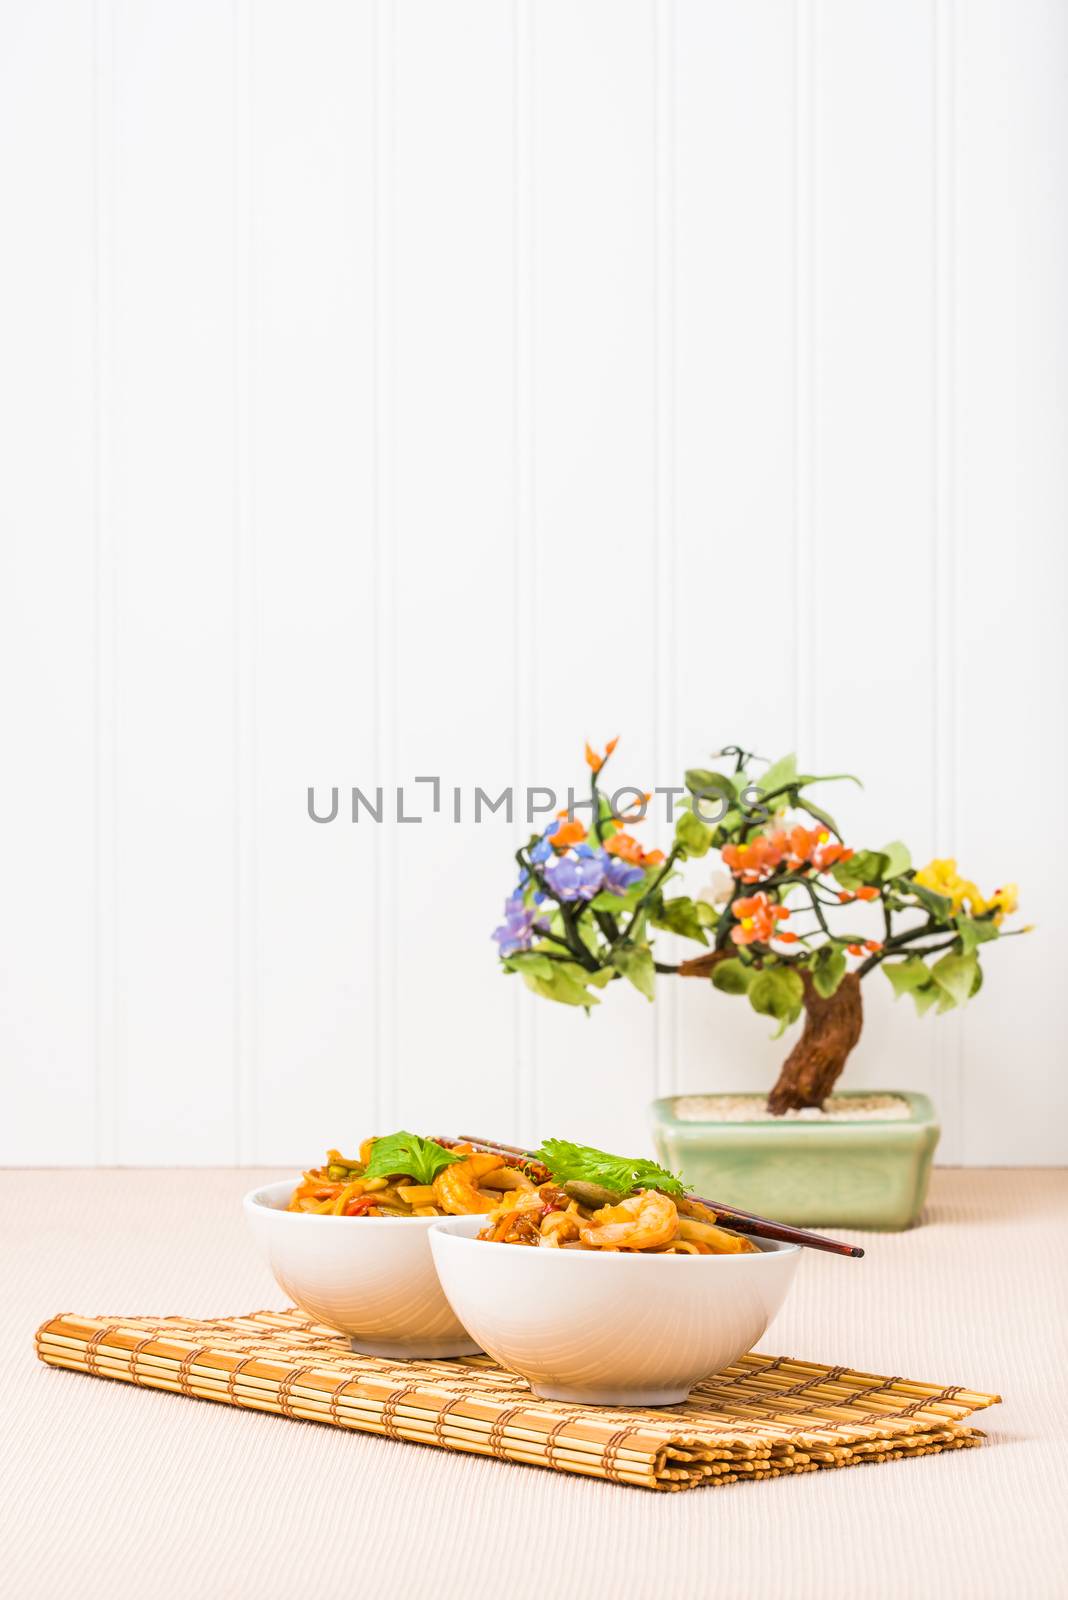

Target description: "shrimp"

left=578, top=1188, right=679, bottom=1250
left=433, top=1152, right=507, bottom=1214
left=539, top=1204, right=581, bottom=1248
left=480, top=1168, right=537, bottom=1193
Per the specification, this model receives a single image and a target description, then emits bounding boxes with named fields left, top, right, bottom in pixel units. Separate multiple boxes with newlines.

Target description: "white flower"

left=697, top=870, right=733, bottom=907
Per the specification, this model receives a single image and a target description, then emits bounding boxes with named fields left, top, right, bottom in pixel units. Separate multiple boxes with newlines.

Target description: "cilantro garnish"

left=361, top=1131, right=464, bottom=1186
left=534, top=1137, right=685, bottom=1198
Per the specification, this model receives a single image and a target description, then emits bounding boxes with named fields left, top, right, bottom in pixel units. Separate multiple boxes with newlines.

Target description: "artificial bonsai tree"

left=493, top=742, right=1023, bottom=1115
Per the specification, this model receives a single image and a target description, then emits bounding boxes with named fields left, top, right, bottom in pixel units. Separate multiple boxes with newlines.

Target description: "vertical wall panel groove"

left=933, top=0, right=961, bottom=1159
left=373, top=0, right=398, bottom=1132
left=653, top=0, right=678, bottom=1100
left=233, top=0, right=256, bottom=1164
left=792, top=0, right=814, bottom=762
left=93, top=0, right=118, bottom=1165
left=513, top=0, right=537, bottom=1141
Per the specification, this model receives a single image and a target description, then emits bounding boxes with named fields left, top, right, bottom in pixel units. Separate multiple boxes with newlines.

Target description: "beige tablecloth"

left=3, top=1168, right=1065, bottom=1599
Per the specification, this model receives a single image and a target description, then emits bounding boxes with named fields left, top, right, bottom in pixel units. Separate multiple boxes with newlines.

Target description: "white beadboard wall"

left=1, top=0, right=1066, bottom=1167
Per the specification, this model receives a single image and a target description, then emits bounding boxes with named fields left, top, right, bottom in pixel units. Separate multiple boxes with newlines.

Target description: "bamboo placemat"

left=35, top=1308, right=999, bottom=1492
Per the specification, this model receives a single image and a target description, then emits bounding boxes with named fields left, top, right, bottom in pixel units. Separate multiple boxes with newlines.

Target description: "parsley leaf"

left=361, top=1131, right=464, bottom=1186
left=534, top=1138, right=685, bottom=1199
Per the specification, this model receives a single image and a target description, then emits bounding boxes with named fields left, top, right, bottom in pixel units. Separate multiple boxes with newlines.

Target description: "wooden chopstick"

left=454, top=1133, right=865, bottom=1259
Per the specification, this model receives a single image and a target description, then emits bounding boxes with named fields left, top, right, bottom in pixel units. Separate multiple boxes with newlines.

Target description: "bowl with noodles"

left=428, top=1142, right=801, bottom=1404
left=243, top=1132, right=540, bottom=1358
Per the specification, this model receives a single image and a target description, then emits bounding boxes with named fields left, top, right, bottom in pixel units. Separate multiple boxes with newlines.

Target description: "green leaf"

left=794, top=771, right=863, bottom=790
left=883, top=957, right=932, bottom=999
left=585, top=965, right=615, bottom=989
left=832, top=850, right=890, bottom=890
left=684, top=770, right=736, bottom=825
left=362, top=1131, right=464, bottom=1186
left=711, top=957, right=752, bottom=995
left=912, top=984, right=941, bottom=1017
left=929, top=951, right=978, bottom=1008
left=613, top=946, right=656, bottom=1001
left=759, top=753, right=797, bottom=796
left=674, top=808, right=713, bottom=858
left=684, top=768, right=735, bottom=801
left=793, top=795, right=842, bottom=838
left=880, top=840, right=912, bottom=879
left=956, top=915, right=1000, bottom=955
left=503, top=950, right=556, bottom=980
left=695, top=899, right=718, bottom=927
left=747, top=966, right=805, bottom=1036
left=811, top=946, right=847, bottom=999
left=906, top=878, right=955, bottom=921
left=535, top=1138, right=685, bottom=1198
left=650, top=895, right=708, bottom=945
left=589, top=885, right=644, bottom=914
left=711, top=809, right=743, bottom=843
left=522, top=965, right=600, bottom=1008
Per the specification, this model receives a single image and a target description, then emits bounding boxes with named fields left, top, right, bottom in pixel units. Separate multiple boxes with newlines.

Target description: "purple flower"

left=543, top=850, right=605, bottom=902
left=601, top=853, right=644, bottom=896
left=493, top=893, right=548, bottom=958
left=530, top=835, right=553, bottom=864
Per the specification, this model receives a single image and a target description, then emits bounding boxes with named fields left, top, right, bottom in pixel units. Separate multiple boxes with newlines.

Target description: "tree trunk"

left=677, top=953, right=864, bottom=1115
left=765, top=971, right=863, bottom=1114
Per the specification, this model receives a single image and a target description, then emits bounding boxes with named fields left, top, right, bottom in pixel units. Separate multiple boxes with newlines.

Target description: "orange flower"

left=585, top=736, right=619, bottom=773
left=785, top=825, right=819, bottom=869
left=722, top=833, right=786, bottom=883
left=855, top=885, right=880, bottom=902
left=551, top=818, right=587, bottom=850
left=847, top=939, right=882, bottom=957
left=730, top=892, right=791, bottom=946
left=604, top=830, right=663, bottom=869
left=814, top=839, right=853, bottom=871
left=838, top=890, right=855, bottom=903
left=785, top=824, right=854, bottom=873
left=605, top=830, right=643, bottom=864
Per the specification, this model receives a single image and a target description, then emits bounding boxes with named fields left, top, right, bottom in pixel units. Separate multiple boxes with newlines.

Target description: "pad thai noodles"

left=477, top=1185, right=759, bottom=1254
left=287, top=1131, right=542, bottom=1217
left=476, top=1138, right=761, bottom=1254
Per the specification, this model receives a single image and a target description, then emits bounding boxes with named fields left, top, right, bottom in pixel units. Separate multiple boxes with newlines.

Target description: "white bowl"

left=243, top=1179, right=481, bottom=1358
left=429, top=1214, right=801, bottom=1405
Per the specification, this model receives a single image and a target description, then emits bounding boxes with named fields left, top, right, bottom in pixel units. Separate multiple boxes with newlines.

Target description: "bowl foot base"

left=531, top=1382, right=689, bottom=1407
left=347, top=1335, right=481, bottom=1360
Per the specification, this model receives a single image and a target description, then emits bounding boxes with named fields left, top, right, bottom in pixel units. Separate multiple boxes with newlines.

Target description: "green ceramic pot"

left=651, top=1090, right=940, bottom=1231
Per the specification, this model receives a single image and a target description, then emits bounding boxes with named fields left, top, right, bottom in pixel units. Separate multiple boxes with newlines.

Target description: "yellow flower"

left=914, top=859, right=1020, bottom=924
left=987, top=883, right=1018, bottom=924
left=914, top=858, right=985, bottom=915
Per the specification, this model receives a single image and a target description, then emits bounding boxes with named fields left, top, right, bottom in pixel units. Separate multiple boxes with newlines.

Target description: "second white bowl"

left=429, top=1214, right=800, bottom=1405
